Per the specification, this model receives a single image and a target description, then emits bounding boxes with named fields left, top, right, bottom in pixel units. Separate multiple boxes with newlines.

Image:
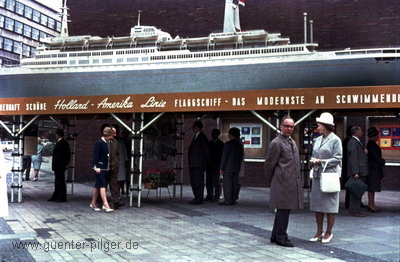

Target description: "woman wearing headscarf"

left=309, top=112, right=342, bottom=244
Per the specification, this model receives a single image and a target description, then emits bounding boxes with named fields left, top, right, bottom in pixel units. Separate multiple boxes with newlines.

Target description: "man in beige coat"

left=265, top=116, right=304, bottom=247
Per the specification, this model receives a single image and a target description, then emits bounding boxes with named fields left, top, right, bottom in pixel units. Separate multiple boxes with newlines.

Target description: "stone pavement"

left=0, top=155, right=399, bottom=262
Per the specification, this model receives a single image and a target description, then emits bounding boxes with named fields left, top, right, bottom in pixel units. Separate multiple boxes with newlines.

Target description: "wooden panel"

left=0, top=86, right=399, bottom=115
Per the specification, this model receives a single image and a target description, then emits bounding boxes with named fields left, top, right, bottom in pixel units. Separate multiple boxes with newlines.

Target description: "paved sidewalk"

left=1, top=155, right=399, bottom=262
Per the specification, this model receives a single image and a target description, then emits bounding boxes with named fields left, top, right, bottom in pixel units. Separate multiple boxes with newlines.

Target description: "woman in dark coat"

left=366, top=127, right=385, bottom=213
left=90, top=127, right=114, bottom=212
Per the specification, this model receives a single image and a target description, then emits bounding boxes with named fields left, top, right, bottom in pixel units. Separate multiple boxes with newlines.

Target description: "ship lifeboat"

left=185, top=37, right=210, bottom=47
left=87, top=37, right=111, bottom=46
left=159, top=38, right=183, bottom=49
left=212, top=33, right=239, bottom=45
left=135, top=34, right=158, bottom=43
left=111, top=36, right=135, bottom=45
left=239, top=30, right=268, bottom=42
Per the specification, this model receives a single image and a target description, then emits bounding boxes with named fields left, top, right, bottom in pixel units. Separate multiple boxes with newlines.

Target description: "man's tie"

left=288, top=137, right=294, bottom=155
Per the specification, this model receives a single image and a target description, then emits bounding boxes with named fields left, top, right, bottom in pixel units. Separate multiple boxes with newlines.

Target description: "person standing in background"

left=341, top=126, right=353, bottom=209
left=188, top=120, right=209, bottom=205
left=366, top=127, right=385, bottom=213
left=205, top=129, right=224, bottom=202
left=31, top=137, right=44, bottom=181
left=48, top=129, right=70, bottom=203
left=108, top=126, right=122, bottom=209
left=219, top=127, right=244, bottom=205
left=0, top=148, right=9, bottom=217
left=347, top=126, right=369, bottom=217
left=112, top=125, right=129, bottom=200
left=265, top=116, right=303, bottom=247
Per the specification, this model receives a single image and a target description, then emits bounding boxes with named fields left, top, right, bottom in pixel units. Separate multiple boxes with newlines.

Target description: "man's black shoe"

left=204, top=196, right=213, bottom=201
left=218, top=202, right=233, bottom=205
left=48, top=198, right=56, bottom=202
left=270, top=237, right=276, bottom=243
left=276, top=239, right=294, bottom=247
left=55, top=199, right=67, bottom=203
left=212, top=196, right=220, bottom=202
left=188, top=199, right=202, bottom=205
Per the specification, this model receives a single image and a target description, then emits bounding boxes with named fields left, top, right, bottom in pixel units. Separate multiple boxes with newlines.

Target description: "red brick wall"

left=68, top=0, right=399, bottom=50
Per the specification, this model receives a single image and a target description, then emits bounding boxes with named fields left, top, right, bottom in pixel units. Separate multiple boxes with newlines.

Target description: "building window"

left=13, top=41, right=21, bottom=54
left=56, top=21, right=61, bottom=32
left=5, top=17, right=14, bottom=31
left=4, top=38, right=13, bottom=51
left=14, top=21, right=23, bottom=34
left=22, top=44, right=31, bottom=57
left=0, top=36, right=3, bottom=49
left=5, top=0, right=15, bottom=11
left=23, top=24, right=31, bottom=37
left=15, top=1, right=24, bottom=15
left=40, top=14, right=47, bottom=26
left=39, top=31, right=46, bottom=40
left=24, top=6, right=32, bottom=19
left=32, top=10, right=40, bottom=23
left=0, top=15, right=4, bottom=28
left=31, top=28, right=39, bottom=40
left=48, top=17, right=55, bottom=30
left=0, top=0, right=5, bottom=8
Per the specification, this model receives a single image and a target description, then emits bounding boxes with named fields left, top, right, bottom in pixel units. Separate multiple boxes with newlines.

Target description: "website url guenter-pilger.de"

left=12, top=239, right=139, bottom=253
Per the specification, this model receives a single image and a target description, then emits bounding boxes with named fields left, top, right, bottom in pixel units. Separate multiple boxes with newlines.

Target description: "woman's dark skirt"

left=367, top=167, right=383, bottom=192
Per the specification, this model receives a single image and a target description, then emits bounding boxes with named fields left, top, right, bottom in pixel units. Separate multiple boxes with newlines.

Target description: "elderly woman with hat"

left=366, top=127, right=385, bottom=213
left=309, top=112, right=342, bottom=244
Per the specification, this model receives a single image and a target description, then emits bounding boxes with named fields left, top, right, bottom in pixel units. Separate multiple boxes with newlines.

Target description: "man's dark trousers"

left=51, top=168, right=67, bottom=201
left=206, top=168, right=220, bottom=199
left=190, top=167, right=205, bottom=203
left=271, top=209, right=291, bottom=241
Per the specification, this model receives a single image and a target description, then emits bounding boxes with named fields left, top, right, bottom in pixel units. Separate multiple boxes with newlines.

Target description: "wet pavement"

left=0, top=154, right=399, bottom=262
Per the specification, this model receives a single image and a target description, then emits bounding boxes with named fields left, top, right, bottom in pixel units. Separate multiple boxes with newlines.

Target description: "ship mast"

left=60, top=0, right=70, bottom=37
left=137, top=10, right=142, bottom=26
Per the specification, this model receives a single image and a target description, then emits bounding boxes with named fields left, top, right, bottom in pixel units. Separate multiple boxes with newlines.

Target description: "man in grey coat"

left=347, top=126, right=369, bottom=217
left=265, top=116, right=303, bottom=247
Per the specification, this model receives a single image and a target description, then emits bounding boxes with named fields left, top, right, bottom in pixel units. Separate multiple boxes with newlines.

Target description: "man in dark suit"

left=188, top=120, right=209, bottom=205
left=347, top=126, right=369, bottom=217
left=205, top=129, right=224, bottom=202
left=49, top=129, right=70, bottom=202
left=219, top=127, right=244, bottom=205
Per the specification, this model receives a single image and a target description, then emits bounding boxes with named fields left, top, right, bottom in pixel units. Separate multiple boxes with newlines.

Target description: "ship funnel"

left=223, top=0, right=242, bottom=33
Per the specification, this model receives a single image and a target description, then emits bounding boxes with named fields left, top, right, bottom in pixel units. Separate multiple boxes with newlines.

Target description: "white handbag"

left=320, top=161, right=341, bottom=193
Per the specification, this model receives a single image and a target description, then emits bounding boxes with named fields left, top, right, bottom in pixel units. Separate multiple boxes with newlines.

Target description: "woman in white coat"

left=310, top=113, right=342, bottom=244
left=0, top=148, right=9, bottom=217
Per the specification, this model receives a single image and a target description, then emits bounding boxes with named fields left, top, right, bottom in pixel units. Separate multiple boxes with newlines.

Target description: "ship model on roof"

left=0, top=0, right=399, bottom=98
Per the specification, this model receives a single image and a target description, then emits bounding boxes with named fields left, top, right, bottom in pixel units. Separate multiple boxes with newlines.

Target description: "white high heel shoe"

left=309, top=233, right=324, bottom=242
left=90, top=204, right=100, bottom=212
left=102, top=206, right=114, bottom=212
left=321, top=234, right=333, bottom=244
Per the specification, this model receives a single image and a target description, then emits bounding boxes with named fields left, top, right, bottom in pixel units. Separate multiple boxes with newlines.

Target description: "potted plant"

left=143, top=168, right=176, bottom=189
